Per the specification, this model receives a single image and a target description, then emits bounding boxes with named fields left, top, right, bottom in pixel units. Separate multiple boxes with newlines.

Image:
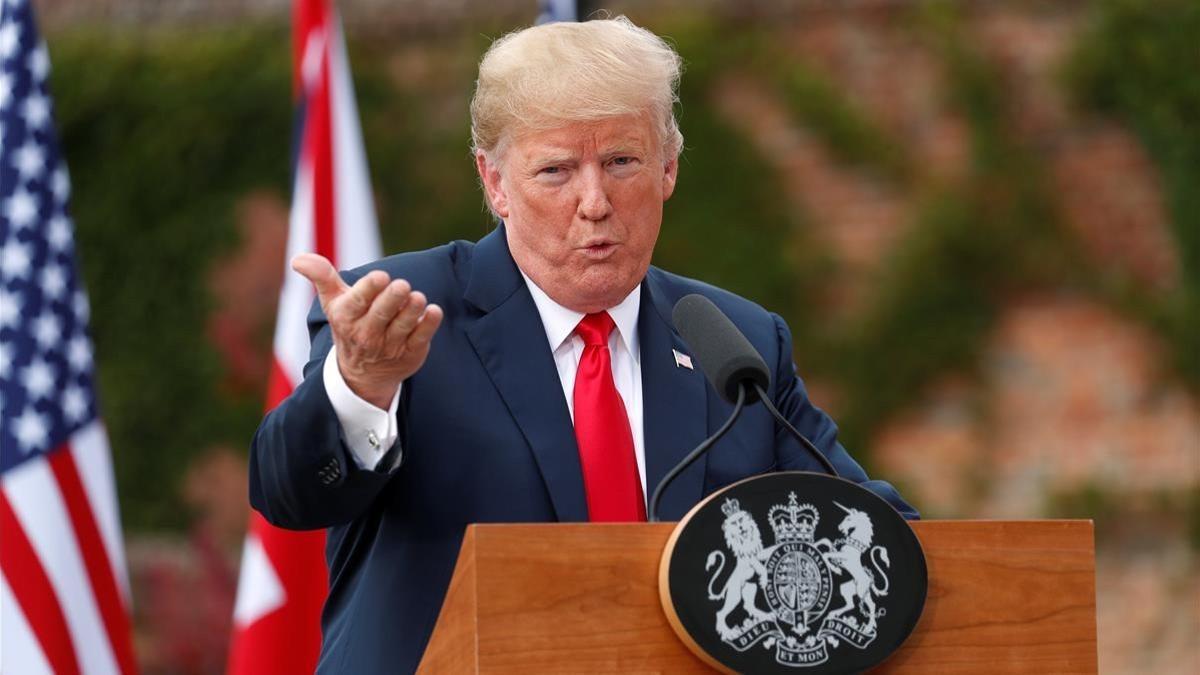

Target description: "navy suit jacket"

left=249, top=225, right=916, bottom=674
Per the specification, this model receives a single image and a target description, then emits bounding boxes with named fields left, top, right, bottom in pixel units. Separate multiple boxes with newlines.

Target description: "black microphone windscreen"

left=671, top=294, right=770, bottom=404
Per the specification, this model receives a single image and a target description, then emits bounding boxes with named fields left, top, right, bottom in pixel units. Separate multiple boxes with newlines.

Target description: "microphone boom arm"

left=648, top=386, right=746, bottom=522
left=753, top=383, right=840, bottom=477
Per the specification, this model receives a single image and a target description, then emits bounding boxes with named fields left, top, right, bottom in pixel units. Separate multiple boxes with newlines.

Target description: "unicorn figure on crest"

left=816, top=502, right=891, bottom=634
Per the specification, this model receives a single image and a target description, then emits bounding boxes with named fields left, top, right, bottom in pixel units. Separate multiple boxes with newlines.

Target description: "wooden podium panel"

left=418, top=521, right=1096, bottom=673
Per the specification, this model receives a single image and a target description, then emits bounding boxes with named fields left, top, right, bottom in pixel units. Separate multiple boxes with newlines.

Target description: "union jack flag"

left=0, top=1, right=137, bottom=674
left=226, top=1, right=381, bottom=672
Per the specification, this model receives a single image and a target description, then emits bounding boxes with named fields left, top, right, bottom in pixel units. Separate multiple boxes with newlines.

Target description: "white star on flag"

left=0, top=22, right=18, bottom=60
left=20, top=356, right=55, bottom=399
left=46, top=213, right=70, bottom=249
left=21, top=90, right=48, bottom=128
left=0, top=72, right=12, bottom=110
left=28, top=41, right=49, bottom=80
left=0, top=287, right=19, bottom=327
left=40, top=262, right=65, bottom=297
left=51, top=165, right=68, bottom=200
left=32, top=310, right=59, bottom=347
left=1, top=238, right=31, bottom=278
left=67, top=333, right=92, bottom=371
left=62, top=384, right=88, bottom=423
left=13, top=406, right=48, bottom=452
left=4, top=186, right=36, bottom=228
left=72, top=289, right=89, bottom=321
left=13, top=138, right=42, bottom=176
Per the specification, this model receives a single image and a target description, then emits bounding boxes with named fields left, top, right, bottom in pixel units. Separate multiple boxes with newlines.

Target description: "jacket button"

left=317, top=458, right=340, bottom=485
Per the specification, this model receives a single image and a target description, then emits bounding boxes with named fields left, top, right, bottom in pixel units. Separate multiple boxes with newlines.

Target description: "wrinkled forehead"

left=493, top=113, right=662, bottom=166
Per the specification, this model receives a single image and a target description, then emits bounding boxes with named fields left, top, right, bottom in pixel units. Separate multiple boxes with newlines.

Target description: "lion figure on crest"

left=706, top=500, right=773, bottom=639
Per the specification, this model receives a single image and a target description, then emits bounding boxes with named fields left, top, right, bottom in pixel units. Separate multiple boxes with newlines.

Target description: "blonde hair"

left=470, top=16, right=684, bottom=162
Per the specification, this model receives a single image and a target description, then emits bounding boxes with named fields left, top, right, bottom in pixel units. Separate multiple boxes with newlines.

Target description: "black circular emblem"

left=660, top=472, right=927, bottom=674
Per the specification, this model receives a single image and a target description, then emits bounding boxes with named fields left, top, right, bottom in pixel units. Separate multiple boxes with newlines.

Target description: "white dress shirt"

left=322, top=275, right=647, bottom=494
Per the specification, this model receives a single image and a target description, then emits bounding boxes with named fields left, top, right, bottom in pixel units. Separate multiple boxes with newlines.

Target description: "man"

left=250, top=16, right=916, bottom=673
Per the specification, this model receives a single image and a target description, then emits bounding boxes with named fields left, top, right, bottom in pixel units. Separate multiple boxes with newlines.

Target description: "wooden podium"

left=418, top=521, right=1097, bottom=673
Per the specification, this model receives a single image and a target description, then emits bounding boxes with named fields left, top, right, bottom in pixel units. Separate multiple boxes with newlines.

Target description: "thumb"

left=291, top=253, right=348, bottom=304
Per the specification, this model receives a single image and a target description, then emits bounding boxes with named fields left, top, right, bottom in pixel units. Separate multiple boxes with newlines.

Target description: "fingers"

left=385, top=291, right=429, bottom=343
left=405, top=304, right=443, bottom=351
left=341, top=271, right=393, bottom=319
left=292, top=254, right=442, bottom=365
left=364, top=279, right=413, bottom=331
left=291, top=253, right=348, bottom=303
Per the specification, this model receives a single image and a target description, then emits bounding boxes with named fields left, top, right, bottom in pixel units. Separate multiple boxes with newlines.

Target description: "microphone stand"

left=647, top=383, right=845, bottom=522
left=752, top=383, right=841, bottom=478
left=648, top=386, right=746, bottom=522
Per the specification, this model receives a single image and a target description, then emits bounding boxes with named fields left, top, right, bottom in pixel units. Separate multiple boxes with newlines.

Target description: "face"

left=476, top=114, right=678, bottom=313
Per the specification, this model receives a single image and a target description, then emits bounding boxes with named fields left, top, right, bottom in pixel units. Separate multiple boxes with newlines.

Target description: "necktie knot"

left=575, top=312, right=615, bottom=347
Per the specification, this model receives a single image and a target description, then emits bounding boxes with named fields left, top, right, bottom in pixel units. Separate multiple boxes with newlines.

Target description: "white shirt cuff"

left=323, top=346, right=402, bottom=472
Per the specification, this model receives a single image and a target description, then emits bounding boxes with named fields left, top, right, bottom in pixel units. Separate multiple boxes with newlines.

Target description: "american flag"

left=0, top=1, right=137, bottom=674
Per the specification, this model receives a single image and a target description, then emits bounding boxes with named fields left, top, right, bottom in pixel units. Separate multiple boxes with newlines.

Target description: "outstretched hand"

left=292, top=253, right=444, bottom=409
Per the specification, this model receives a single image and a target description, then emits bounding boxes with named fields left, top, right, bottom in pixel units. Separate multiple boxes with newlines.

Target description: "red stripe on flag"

left=310, top=38, right=337, bottom=262
left=0, top=487, right=83, bottom=675
left=293, top=0, right=323, bottom=99
left=47, top=447, right=138, bottom=675
left=226, top=513, right=327, bottom=675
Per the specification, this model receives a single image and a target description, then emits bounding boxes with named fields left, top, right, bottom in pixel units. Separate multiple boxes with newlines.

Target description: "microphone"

left=670, top=294, right=770, bottom=404
left=647, top=295, right=839, bottom=522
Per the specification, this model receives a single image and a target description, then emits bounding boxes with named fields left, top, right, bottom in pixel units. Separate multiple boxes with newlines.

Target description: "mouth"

left=578, top=240, right=620, bottom=259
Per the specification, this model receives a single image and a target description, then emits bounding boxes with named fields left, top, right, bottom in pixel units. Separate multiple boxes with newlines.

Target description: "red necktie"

left=573, top=313, right=646, bottom=522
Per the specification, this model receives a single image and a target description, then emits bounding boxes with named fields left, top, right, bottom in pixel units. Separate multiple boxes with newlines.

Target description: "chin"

left=571, top=274, right=639, bottom=311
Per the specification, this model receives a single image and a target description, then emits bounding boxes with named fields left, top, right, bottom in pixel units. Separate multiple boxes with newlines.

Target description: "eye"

left=608, top=156, right=641, bottom=173
left=534, top=165, right=570, bottom=184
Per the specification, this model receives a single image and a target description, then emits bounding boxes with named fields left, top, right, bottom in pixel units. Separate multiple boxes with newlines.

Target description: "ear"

left=661, top=155, right=679, bottom=201
left=475, top=151, right=510, bottom=217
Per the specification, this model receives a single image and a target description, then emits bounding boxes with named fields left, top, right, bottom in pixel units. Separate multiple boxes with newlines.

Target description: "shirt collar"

left=520, top=270, right=641, bottom=361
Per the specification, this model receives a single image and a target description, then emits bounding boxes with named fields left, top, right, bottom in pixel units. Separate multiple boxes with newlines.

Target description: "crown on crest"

left=769, top=492, right=819, bottom=543
left=721, top=498, right=743, bottom=518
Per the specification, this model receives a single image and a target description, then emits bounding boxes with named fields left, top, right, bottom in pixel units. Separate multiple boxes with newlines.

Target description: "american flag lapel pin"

left=673, top=349, right=694, bottom=370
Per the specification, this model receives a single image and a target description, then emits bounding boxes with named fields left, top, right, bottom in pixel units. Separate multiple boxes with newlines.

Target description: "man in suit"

left=250, top=16, right=916, bottom=673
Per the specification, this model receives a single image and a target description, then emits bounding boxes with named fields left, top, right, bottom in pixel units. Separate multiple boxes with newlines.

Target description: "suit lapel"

left=639, top=270, right=709, bottom=521
left=464, top=227, right=589, bottom=522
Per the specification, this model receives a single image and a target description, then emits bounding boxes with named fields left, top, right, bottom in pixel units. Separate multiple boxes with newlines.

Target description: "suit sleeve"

left=248, top=303, right=402, bottom=531
left=768, top=313, right=919, bottom=520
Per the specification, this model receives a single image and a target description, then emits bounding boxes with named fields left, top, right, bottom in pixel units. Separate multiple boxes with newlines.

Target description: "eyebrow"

left=530, top=152, right=576, bottom=166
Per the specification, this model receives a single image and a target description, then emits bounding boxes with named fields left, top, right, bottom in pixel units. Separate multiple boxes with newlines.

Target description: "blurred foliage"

left=653, top=20, right=807, bottom=329
left=51, top=27, right=292, bottom=530
left=1065, top=0, right=1200, bottom=389
left=829, top=2, right=1083, bottom=453
left=44, top=3, right=1196, bottom=531
left=1046, top=483, right=1200, bottom=552
left=773, top=64, right=912, bottom=183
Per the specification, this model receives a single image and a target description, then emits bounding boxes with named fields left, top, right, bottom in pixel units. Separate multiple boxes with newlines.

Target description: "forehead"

left=506, top=115, right=658, bottom=160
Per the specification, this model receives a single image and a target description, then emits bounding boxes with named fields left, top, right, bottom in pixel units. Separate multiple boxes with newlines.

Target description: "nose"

left=576, top=164, right=613, bottom=222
